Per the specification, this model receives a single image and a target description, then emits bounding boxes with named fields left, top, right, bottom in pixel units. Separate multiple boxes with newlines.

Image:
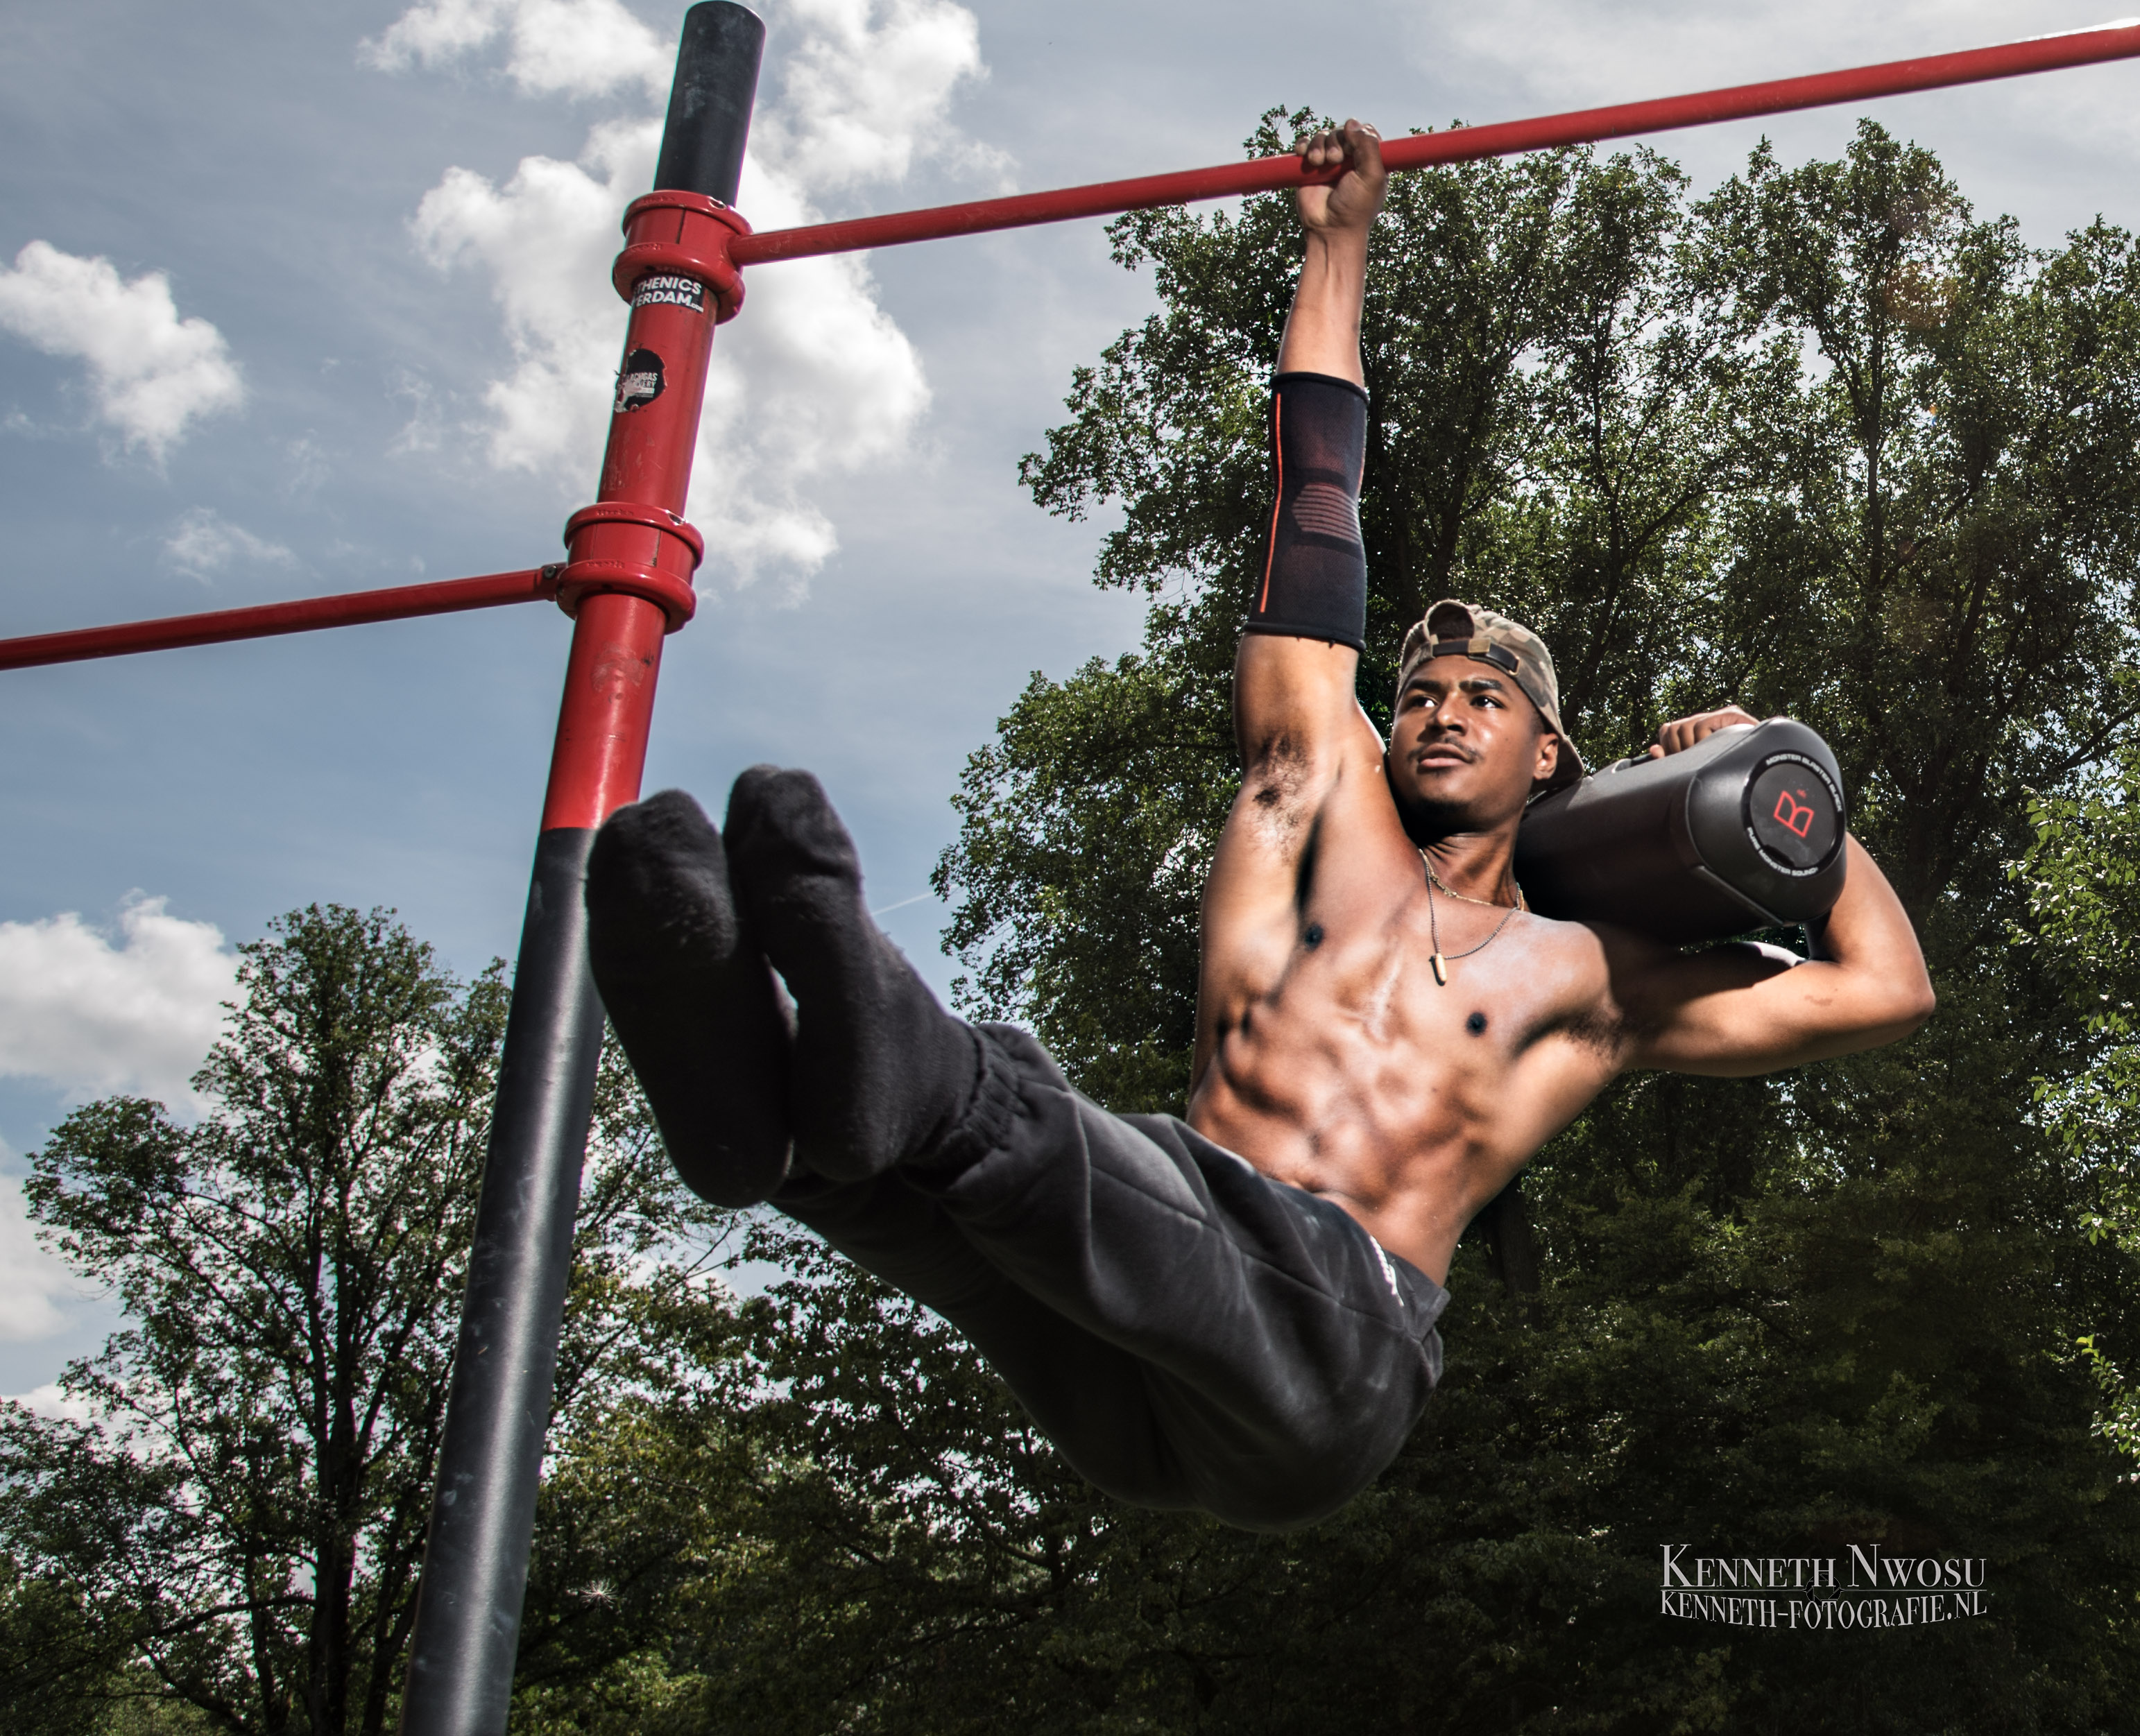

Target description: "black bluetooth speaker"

left=1513, top=718, right=1848, bottom=944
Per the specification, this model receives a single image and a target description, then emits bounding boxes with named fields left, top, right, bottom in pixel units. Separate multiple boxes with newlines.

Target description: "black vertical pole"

left=397, top=836, right=608, bottom=1736
left=397, top=10, right=763, bottom=1734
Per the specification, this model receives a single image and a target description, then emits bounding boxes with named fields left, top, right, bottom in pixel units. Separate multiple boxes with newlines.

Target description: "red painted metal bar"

left=530, top=194, right=748, bottom=832
left=395, top=193, right=720, bottom=1736
left=0, top=567, right=557, bottom=672
left=397, top=8, right=764, bottom=1734
left=731, top=19, right=2140, bottom=266
left=10, top=19, right=2139, bottom=683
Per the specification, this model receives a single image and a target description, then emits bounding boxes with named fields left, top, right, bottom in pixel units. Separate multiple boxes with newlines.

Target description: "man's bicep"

left=1233, top=633, right=1367, bottom=768
left=1623, top=943, right=1900, bottom=1076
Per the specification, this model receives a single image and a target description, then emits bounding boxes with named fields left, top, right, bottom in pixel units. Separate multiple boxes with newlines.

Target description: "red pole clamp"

left=555, top=501, right=703, bottom=631
left=550, top=192, right=750, bottom=635
left=613, top=191, right=752, bottom=323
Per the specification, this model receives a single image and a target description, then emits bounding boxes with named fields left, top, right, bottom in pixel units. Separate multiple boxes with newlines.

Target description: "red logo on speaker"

left=1773, top=789, right=1816, bottom=838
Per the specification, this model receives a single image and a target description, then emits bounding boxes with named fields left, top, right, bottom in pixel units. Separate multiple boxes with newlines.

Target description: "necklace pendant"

left=1431, top=952, right=1449, bottom=986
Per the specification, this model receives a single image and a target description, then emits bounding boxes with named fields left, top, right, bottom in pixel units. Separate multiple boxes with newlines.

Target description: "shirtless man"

left=582, top=120, right=1934, bottom=1533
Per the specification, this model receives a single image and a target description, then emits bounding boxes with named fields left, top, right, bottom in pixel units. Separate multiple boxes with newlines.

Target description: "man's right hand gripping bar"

left=1514, top=719, right=1848, bottom=945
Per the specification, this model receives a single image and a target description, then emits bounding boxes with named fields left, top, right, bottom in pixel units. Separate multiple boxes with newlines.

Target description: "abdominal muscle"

left=1185, top=909, right=1605, bottom=1284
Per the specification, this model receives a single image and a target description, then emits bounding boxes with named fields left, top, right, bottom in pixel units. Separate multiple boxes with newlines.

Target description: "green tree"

left=0, top=906, right=735, bottom=1736
left=909, top=117, right=2140, bottom=1732
left=511, top=1217, right=1363, bottom=1736
left=1693, top=127, right=2140, bottom=916
left=2014, top=744, right=2140, bottom=1463
left=0, top=1548, right=118, bottom=1733
left=377, top=119, right=2140, bottom=1736
left=956, top=117, right=1799, bottom=1110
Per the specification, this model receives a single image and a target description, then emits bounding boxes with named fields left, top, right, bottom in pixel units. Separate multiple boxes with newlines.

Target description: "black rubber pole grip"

left=654, top=2, right=764, bottom=205
left=400, top=829, right=608, bottom=1736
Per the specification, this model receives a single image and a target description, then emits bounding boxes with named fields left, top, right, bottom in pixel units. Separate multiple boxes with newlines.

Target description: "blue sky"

left=4, top=0, right=2138, bottom=1393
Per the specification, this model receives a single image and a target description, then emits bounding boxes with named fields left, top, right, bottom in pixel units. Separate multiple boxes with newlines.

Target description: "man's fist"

left=1647, top=705, right=1758, bottom=758
left=1295, top=119, right=1386, bottom=237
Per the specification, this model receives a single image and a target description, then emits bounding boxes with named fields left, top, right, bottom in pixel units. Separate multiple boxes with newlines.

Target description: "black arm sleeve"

left=1244, top=370, right=1369, bottom=651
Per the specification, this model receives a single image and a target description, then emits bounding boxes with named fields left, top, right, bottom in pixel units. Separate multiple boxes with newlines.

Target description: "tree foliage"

left=0, top=906, right=736, bottom=1736
left=15, top=116, right=2140, bottom=1736
left=2016, top=743, right=2140, bottom=1462
left=911, top=117, right=2140, bottom=1730
left=472, top=117, right=2140, bottom=1736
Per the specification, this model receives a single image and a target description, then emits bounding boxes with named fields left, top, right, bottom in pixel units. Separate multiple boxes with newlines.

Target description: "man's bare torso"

left=1186, top=705, right=1625, bottom=1284
left=1179, top=114, right=1931, bottom=1290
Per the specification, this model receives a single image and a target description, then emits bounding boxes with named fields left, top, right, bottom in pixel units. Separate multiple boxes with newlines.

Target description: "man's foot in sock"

left=724, top=766, right=983, bottom=1182
left=584, top=789, right=793, bottom=1207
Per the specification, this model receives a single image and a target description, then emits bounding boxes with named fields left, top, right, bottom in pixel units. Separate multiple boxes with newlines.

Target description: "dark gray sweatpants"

left=773, top=1024, right=1448, bottom=1532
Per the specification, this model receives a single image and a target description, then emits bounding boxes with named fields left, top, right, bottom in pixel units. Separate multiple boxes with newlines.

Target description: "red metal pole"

left=393, top=234, right=717, bottom=1734
left=0, top=568, right=556, bottom=672
left=397, top=8, right=762, bottom=1734
left=530, top=193, right=739, bottom=834
left=730, top=19, right=2140, bottom=266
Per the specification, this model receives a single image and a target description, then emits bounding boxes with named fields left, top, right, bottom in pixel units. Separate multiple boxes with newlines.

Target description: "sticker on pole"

left=632, top=273, right=706, bottom=314
left=615, top=348, right=665, bottom=414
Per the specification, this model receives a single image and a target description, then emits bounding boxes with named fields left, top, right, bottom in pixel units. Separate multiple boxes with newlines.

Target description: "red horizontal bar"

left=0, top=567, right=558, bottom=672
left=730, top=21, right=2140, bottom=265
left=11, top=24, right=2135, bottom=679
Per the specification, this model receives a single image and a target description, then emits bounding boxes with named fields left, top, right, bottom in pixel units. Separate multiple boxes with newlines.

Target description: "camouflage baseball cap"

left=1394, top=598, right=1585, bottom=795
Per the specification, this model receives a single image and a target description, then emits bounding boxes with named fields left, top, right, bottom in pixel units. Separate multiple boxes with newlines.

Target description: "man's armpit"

left=1584, top=927, right=1716, bottom=1062
left=1527, top=999, right=1636, bottom=1063
left=1238, top=732, right=1320, bottom=849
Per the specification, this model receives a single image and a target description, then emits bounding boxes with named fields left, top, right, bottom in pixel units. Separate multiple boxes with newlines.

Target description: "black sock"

left=723, top=766, right=982, bottom=1182
left=583, top=789, right=793, bottom=1207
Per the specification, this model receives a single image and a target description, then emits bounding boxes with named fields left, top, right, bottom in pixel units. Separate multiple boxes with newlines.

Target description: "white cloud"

left=0, top=1174, right=97, bottom=1343
left=0, top=897, right=232, bottom=1349
left=757, top=0, right=1002, bottom=192
left=0, top=897, right=236, bottom=1108
left=0, top=1382, right=98, bottom=1423
left=384, top=0, right=998, bottom=592
left=285, top=436, right=333, bottom=501
left=361, top=0, right=669, bottom=99
left=388, top=369, right=444, bottom=454
left=0, top=241, right=244, bottom=460
left=412, top=121, right=657, bottom=490
left=162, top=507, right=298, bottom=581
